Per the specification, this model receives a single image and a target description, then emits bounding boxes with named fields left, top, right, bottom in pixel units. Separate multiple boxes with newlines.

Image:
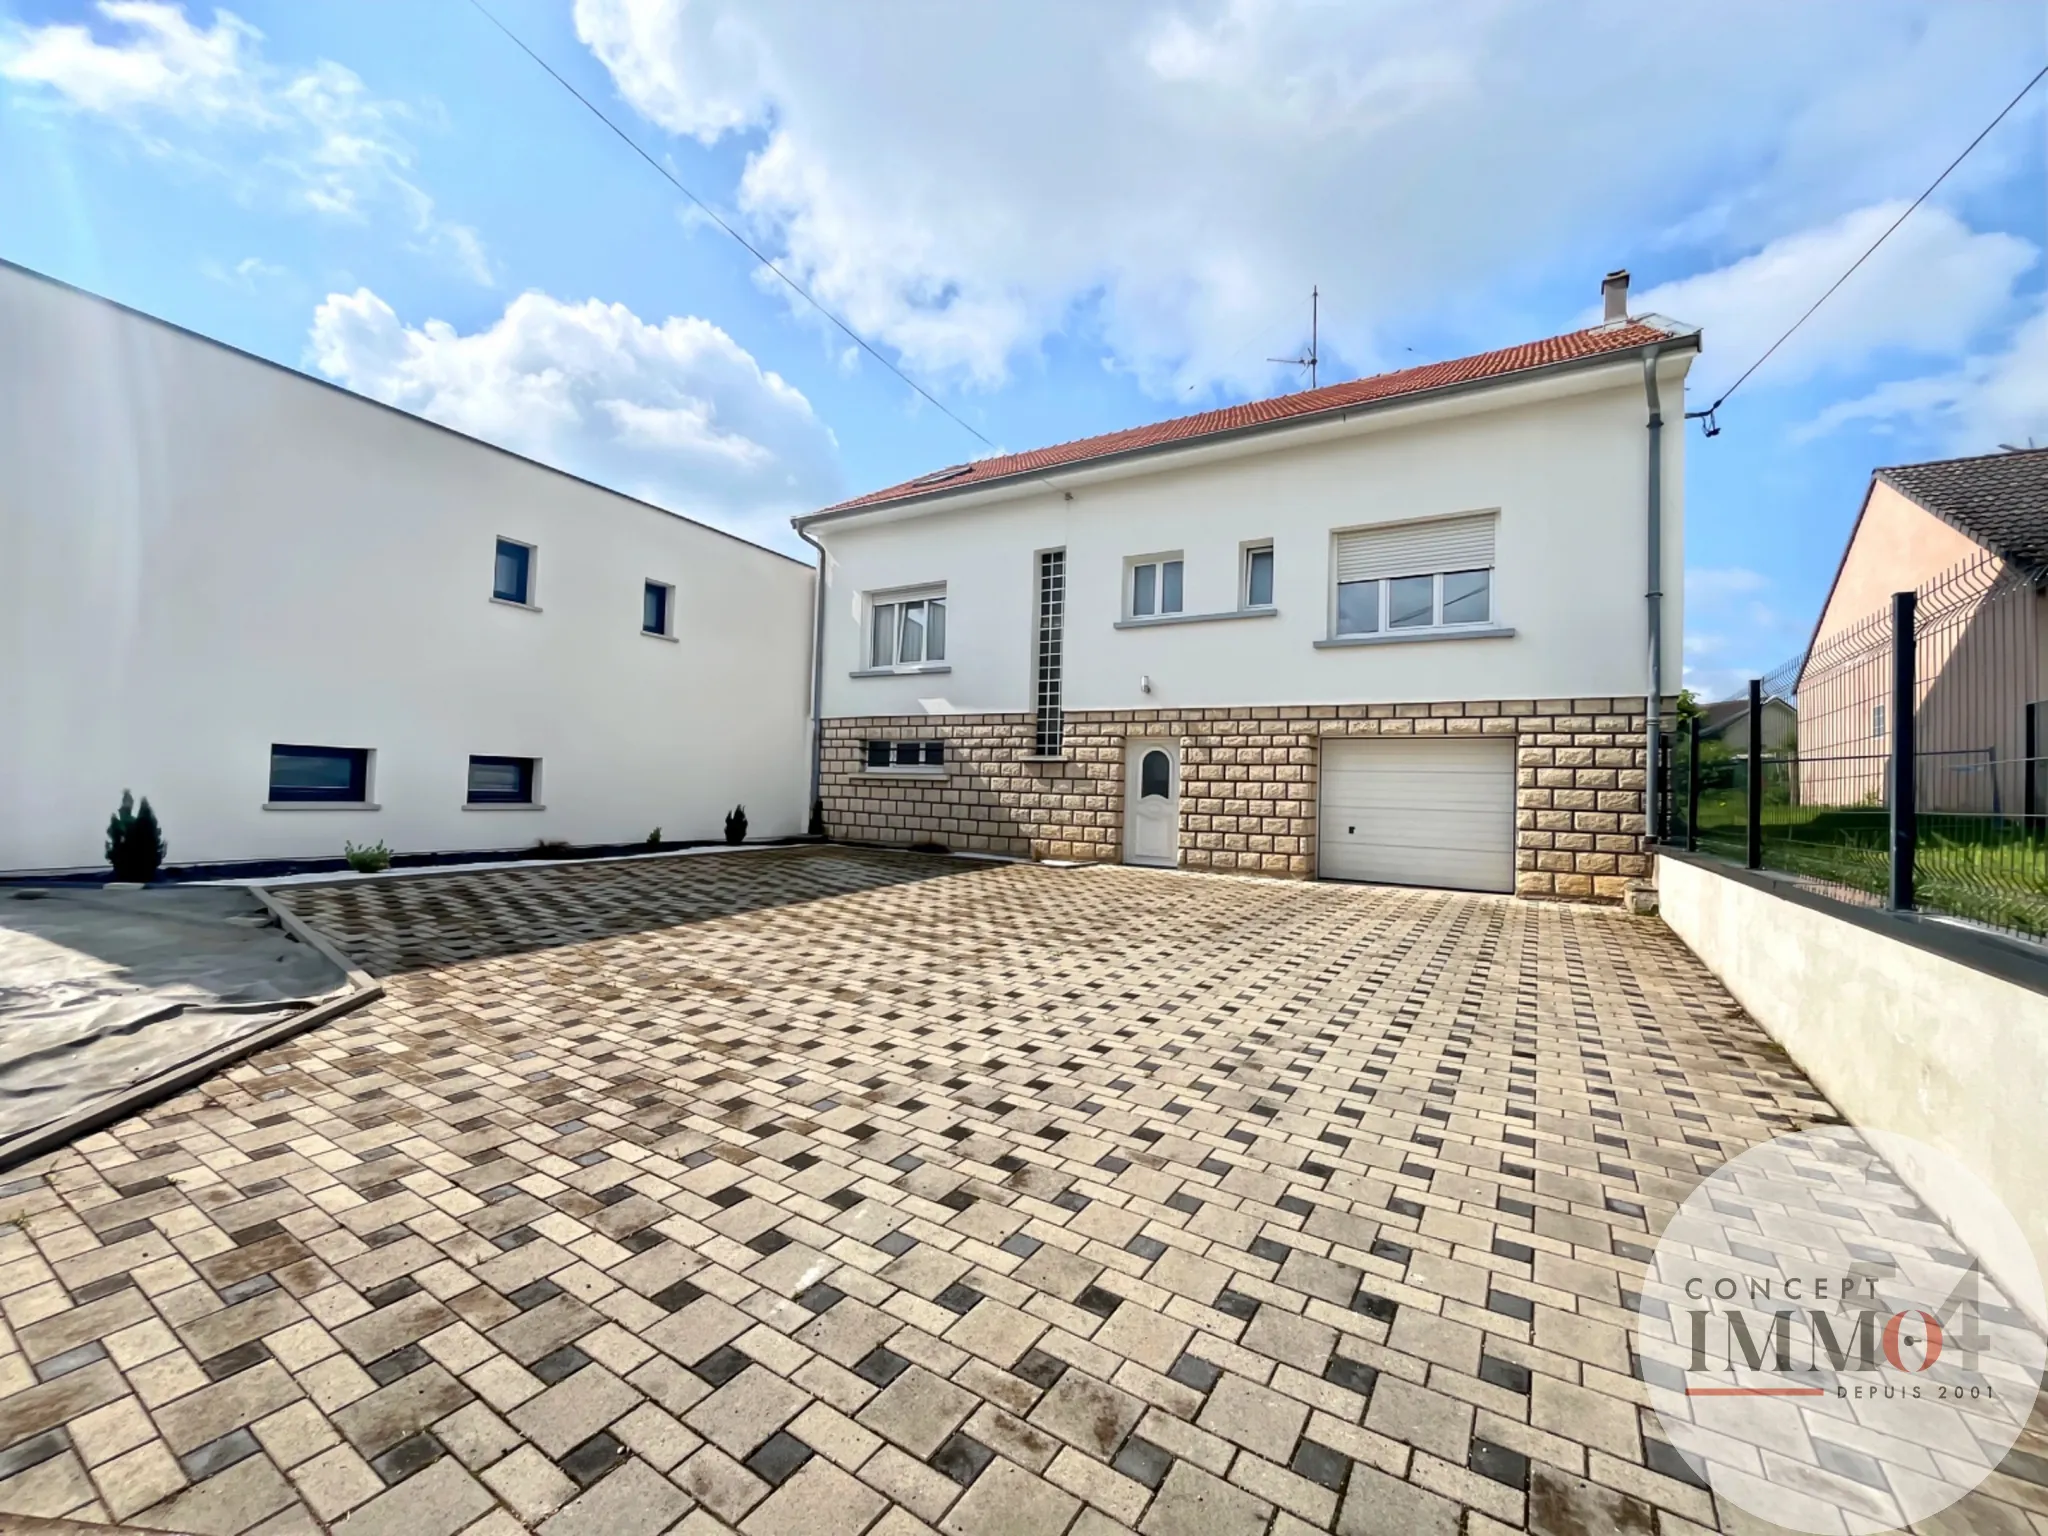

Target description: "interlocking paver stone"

left=0, top=847, right=2029, bottom=1535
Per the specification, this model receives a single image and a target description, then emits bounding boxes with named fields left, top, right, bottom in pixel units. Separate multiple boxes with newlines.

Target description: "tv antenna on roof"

left=1269, top=286, right=1319, bottom=390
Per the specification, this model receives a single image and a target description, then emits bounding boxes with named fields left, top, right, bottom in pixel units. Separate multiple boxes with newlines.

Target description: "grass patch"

left=1688, top=790, right=2048, bottom=938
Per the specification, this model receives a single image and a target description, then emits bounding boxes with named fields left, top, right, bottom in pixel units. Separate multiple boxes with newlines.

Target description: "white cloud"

left=570, top=0, right=2043, bottom=395
left=1630, top=204, right=2037, bottom=398
left=0, top=2, right=490, bottom=283
left=308, top=288, right=841, bottom=539
left=1798, top=303, right=2048, bottom=454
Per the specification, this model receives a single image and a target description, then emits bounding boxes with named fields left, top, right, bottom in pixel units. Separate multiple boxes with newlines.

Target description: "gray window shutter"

left=1334, top=513, right=1495, bottom=583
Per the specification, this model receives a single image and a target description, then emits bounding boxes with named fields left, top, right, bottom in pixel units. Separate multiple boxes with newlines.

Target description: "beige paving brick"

left=89, top=1440, right=186, bottom=1522
left=741, top=1455, right=888, bottom=1536
left=1139, top=1460, right=1272, bottom=1536
left=939, top=1455, right=1081, bottom=1536
left=482, top=1443, right=579, bottom=1524
left=1197, top=1371, right=1310, bottom=1463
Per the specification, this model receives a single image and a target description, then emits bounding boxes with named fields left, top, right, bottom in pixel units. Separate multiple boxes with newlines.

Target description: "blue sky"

left=3, top=0, right=2043, bottom=698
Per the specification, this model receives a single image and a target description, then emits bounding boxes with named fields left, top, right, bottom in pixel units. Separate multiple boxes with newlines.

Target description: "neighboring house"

left=0, top=260, right=815, bottom=874
left=797, top=273, right=1697, bottom=900
left=1796, top=447, right=2048, bottom=812
left=1696, top=694, right=1797, bottom=752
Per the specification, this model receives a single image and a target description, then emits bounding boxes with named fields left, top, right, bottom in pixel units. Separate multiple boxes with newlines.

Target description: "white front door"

left=1124, top=741, right=1179, bottom=867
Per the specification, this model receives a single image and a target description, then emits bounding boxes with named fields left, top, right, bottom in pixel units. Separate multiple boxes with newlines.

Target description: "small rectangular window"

left=1130, top=558, right=1183, bottom=618
left=467, top=755, right=536, bottom=805
left=269, top=744, right=370, bottom=804
left=864, top=740, right=944, bottom=770
left=867, top=592, right=946, bottom=668
left=1872, top=703, right=1886, bottom=739
left=1245, top=546, right=1274, bottom=608
left=493, top=539, right=532, bottom=605
left=643, top=580, right=671, bottom=636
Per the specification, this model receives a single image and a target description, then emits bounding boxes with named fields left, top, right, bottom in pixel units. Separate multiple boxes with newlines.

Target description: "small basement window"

left=494, top=538, right=534, bottom=605
left=865, top=740, right=946, bottom=770
left=467, top=754, right=537, bottom=804
left=269, top=744, right=370, bottom=804
left=643, top=580, right=673, bottom=636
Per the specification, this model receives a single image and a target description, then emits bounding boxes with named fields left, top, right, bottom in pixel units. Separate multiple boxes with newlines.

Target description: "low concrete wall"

left=1657, top=854, right=2048, bottom=1332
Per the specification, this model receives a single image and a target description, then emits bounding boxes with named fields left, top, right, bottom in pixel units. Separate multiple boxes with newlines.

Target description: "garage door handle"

left=1347, top=826, right=1355, bottom=835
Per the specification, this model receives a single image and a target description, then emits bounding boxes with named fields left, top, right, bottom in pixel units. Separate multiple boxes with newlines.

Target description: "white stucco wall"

left=0, top=263, right=815, bottom=873
left=1658, top=855, right=2048, bottom=1333
left=810, top=351, right=1689, bottom=719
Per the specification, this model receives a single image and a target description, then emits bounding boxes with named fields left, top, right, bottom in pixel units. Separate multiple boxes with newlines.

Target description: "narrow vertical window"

left=1245, top=546, right=1274, bottom=608
left=493, top=539, right=532, bottom=605
left=1035, top=550, right=1066, bottom=756
left=1160, top=559, right=1183, bottom=614
left=643, top=580, right=671, bottom=636
left=1133, top=563, right=1157, bottom=617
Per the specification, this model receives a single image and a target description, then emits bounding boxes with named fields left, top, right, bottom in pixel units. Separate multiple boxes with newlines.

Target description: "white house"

left=797, top=273, right=1697, bottom=900
left=0, top=260, right=815, bottom=875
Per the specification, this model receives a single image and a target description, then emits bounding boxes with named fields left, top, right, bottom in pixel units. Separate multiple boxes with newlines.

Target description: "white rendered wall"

left=813, top=354, right=1688, bottom=720
left=0, top=264, right=815, bottom=873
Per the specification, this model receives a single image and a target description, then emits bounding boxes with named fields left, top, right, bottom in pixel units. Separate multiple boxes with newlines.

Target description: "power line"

left=1687, top=61, right=2048, bottom=437
left=461, top=0, right=998, bottom=454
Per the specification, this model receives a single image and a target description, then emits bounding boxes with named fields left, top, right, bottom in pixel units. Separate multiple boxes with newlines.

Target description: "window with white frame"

left=1128, top=556, right=1183, bottom=618
left=868, top=588, right=947, bottom=669
left=1243, top=544, right=1274, bottom=608
left=1332, top=513, right=1496, bottom=637
left=864, top=739, right=946, bottom=770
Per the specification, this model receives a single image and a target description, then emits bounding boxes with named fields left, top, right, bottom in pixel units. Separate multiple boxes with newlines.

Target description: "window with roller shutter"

left=1331, top=512, right=1496, bottom=637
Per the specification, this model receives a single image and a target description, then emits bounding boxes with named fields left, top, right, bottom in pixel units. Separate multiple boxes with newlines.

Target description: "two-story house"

left=797, top=274, right=1698, bottom=900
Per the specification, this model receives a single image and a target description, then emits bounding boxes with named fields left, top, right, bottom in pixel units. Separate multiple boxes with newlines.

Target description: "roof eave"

left=794, top=326, right=1701, bottom=531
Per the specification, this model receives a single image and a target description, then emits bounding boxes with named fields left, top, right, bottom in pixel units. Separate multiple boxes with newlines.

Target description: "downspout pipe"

left=1642, top=345, right=1666, bottom=853
left=797, top=524, right=827, bottom=835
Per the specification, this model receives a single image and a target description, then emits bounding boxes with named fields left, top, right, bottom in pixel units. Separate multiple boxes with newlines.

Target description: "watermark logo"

left=1637, top=1127, right=2045, bottom=1533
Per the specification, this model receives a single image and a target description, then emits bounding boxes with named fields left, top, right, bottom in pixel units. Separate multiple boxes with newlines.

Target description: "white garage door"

left=1319, top=737, right=1516, bottom=893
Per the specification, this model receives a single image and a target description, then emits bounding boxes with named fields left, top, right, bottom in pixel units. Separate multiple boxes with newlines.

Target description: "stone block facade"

left=821, top=697, right=1652, bottom=901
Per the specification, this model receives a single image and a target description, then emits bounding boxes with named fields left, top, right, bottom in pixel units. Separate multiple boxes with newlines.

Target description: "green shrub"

left=647, top=827, right=662, bottom=846
left=724, top=804, right=748, bottom=844
left=344, top=840, right=392, bottom=874
left=105, top=790, right=166, bottom=882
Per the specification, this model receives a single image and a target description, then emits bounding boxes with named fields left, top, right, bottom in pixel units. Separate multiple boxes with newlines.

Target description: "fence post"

left=1745, top=677, right=1763, bottom=869
left=2027, top=702, right=2040, bottom=831
left=1889, top=590, right=1917, bottom=910
left=1685, top=714, right=1700, bottom=853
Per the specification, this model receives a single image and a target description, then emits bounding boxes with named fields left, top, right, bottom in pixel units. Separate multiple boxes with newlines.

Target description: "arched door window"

left=1140, top=749, right=1172, bottom=800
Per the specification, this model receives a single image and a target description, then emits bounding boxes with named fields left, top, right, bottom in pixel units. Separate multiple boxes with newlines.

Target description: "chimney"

left=1602, top=268, right=1630, bottom=324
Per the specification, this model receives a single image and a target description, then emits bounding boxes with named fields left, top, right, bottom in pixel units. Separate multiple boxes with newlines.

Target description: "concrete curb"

left=0, top=897, right=382, bottom=1177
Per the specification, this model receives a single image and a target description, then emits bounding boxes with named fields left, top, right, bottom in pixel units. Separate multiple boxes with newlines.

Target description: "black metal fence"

left=1663, top=551, right=2048, bottom=943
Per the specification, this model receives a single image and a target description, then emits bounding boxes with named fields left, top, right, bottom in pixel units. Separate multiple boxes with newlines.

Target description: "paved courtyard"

left=0, top=848, right=2039, bottom=1536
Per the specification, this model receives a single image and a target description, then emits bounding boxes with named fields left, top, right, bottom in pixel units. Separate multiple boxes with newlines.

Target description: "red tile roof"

left=810, top=319, right=1694, bottom=519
